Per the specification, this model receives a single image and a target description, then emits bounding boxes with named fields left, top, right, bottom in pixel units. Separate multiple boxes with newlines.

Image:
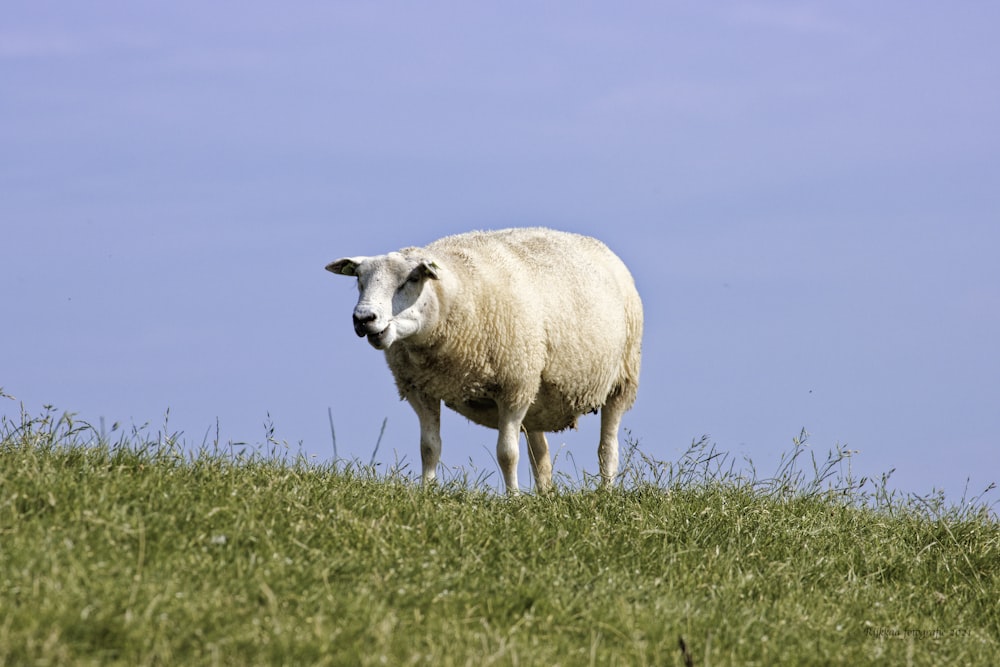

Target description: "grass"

left=1, top=398, right=998, bottom=665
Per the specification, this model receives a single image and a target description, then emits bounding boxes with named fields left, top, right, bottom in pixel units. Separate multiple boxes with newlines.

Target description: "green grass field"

left=1, top=402, right=997, bottom=665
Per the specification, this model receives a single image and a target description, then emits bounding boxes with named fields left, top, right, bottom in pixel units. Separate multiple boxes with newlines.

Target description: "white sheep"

left=326, top=227, right=643, bottom=493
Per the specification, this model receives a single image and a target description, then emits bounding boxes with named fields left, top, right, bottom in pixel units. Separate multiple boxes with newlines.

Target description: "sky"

left=2, top=2, right=998, bottom=499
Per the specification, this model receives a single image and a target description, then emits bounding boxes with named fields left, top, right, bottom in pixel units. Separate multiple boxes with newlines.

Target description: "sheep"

left=325, top=227, right=643, bottom=494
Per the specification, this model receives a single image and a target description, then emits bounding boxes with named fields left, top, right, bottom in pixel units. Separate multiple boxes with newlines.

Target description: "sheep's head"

left=326, top=252, right=441, bottom=350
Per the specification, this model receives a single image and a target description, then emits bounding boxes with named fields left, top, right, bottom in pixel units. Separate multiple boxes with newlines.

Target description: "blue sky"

left=3, top=2, right=998, bottom=497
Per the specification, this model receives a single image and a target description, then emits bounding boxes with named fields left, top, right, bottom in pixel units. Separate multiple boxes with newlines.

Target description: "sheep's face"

left=326, top=252, right=441, bottom=350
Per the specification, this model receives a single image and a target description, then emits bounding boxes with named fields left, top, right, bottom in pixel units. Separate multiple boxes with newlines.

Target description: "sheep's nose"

left=353, top=309, right=378, bottom=337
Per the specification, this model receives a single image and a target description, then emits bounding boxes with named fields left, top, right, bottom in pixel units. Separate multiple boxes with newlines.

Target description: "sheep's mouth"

left=366, top=328, right=391, bottom=349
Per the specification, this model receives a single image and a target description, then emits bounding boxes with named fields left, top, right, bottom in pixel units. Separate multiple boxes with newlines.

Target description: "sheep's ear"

left=419, top=260, right=441, bottom=280
left=326, top=257, right=365, bottom=276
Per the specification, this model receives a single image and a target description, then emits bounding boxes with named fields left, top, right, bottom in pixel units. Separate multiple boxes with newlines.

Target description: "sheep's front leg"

left=496, top=404, right=529, bottom=495
left=406, top=392, right=442, bottom=485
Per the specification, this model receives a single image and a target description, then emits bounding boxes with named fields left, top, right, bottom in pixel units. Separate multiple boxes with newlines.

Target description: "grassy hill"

left=1, top=404, right=997, bottom=665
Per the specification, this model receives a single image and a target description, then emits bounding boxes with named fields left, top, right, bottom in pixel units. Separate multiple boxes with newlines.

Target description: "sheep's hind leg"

left=598, top=393, right=629, bottom=489
left=406, top=392, right=442, bottom=486
left=496, top=404, right=529, bottom=495
left=526, top=431, right=553, bottom=493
